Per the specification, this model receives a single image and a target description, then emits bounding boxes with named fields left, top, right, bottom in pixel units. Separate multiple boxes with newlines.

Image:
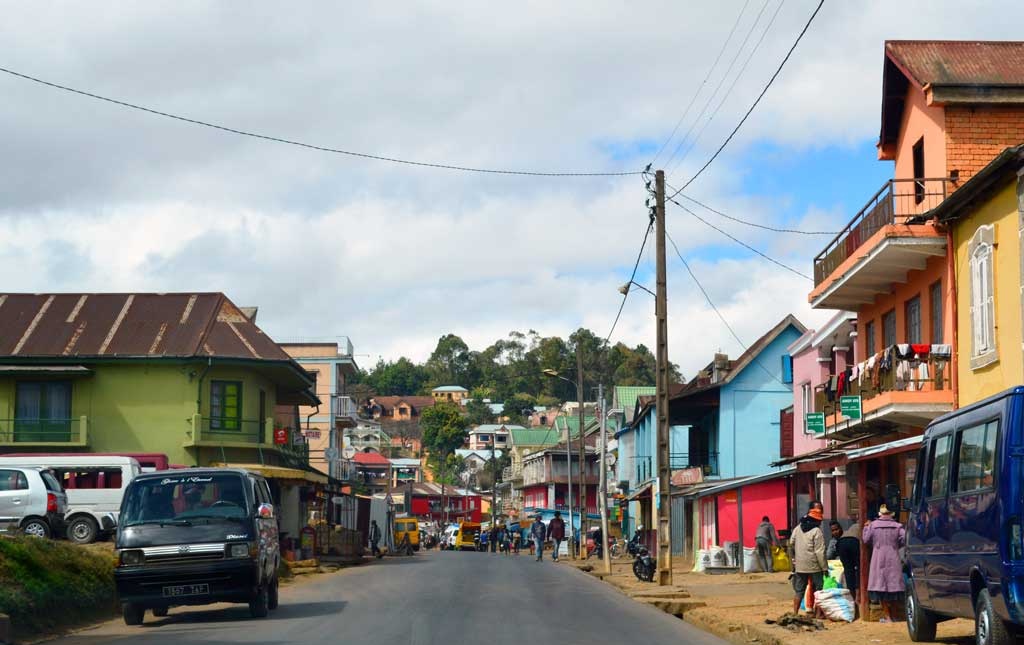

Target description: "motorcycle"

left=632, top=545, right=656, bottom=582
left=613, top=527, right=645, bottom=559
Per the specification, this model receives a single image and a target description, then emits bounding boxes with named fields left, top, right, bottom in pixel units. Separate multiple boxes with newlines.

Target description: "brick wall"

left=945, top=105, right=1024, bottom=184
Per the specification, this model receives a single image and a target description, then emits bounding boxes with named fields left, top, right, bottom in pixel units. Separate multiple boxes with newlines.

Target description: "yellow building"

left=431, top=385, right=468, bottom=404
left=933, top=145, right=1024, bottom=406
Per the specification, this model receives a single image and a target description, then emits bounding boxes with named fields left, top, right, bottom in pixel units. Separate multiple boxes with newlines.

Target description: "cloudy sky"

left=2, top=1, right=1023, bottom=377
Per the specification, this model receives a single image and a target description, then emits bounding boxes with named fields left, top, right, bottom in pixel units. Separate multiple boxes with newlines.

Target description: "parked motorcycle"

left=614, top=527, right=645, bottom=559
left=632, top=545, right=656, bottom=582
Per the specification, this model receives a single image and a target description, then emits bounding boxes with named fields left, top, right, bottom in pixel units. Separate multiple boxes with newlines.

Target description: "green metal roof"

left=509, top=428, right=562, bottom=447
left=553, top=415, right=600, bottom=438
left=614, top=386, right=655, bottom=413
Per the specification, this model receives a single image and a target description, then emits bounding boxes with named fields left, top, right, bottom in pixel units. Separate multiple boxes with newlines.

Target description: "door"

left=922, top=433, right=955, bottom=614
left=0, top=469, right=30, bottom=528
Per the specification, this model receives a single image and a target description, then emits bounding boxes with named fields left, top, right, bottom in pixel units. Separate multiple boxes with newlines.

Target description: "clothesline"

left=819, top=343, right=953, bottom=403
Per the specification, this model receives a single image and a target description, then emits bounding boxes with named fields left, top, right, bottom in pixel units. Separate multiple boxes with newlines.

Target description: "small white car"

left=0, top=466, right=68, bottom=538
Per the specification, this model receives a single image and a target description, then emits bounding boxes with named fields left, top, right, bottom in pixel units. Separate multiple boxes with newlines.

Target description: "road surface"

left=46, top=551, right=727, bottom=645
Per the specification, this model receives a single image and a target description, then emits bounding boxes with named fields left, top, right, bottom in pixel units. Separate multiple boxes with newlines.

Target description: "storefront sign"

left=672, top=467, right=704, bottom=486
left=806, top=412, right=825, bottom=435
left=840, top=395, right=862, bottom=420
left=273, top=427, right=289, bottom=445
left=305, top=430, right=322, bottom=440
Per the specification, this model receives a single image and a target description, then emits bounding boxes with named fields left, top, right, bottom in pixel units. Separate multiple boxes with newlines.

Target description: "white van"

left=0, top=455, right=141, bottom=543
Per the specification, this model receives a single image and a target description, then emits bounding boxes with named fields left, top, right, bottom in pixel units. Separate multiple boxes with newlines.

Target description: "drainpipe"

left=946, top=226, right=960, bottom=409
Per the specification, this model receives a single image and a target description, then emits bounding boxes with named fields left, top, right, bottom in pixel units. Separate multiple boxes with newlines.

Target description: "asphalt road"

left=47, top=551, right=728, bottom=645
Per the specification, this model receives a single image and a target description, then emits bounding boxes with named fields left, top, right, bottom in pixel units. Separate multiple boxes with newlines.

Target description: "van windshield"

left=121, top=474, right=249, bottom=527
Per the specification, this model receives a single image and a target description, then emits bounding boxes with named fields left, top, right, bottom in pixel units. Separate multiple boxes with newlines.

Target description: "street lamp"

left=618, top=280, right=655, bottom=297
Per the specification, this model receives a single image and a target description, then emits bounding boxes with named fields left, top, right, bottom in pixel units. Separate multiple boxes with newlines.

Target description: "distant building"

left=346, top=419, right=389, bottom=454
left=466, top=424, right=523, bottom=451
left=431, top=385, right=469, bottom=404
left=405, top=482, right=482, bottom=524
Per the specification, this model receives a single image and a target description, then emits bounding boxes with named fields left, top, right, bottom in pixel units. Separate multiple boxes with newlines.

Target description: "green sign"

left=806, top=412, right=825, bottom=435
left=840, top=395, right=862, bottom=420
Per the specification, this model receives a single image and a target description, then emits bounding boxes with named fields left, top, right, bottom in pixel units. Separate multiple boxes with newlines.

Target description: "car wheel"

left=123, top=603, right=145, bottom=626
left=249, top=585, right=269, bottom=618
left=906, top=583, right=937, bottom=642
left=67, top=516, right=99, bottom=544
left=976, top=589, right=1012, bottom=645
left=21, top=518, right=50, bottom=539
left=268, top=576, right=279, bottom=610
left=152, top=607, right=168, bottom=617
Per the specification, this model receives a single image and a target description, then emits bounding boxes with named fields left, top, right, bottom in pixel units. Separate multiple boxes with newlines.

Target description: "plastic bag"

left=771, top=546, right=791, bottom=572
left=823, top=575, right=838, bottom=590
left=814, top=588, right=855, bottom=622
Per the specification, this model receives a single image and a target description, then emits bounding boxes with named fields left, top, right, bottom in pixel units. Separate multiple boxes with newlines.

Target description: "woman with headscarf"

left=863, top=504, right=906, bottom=623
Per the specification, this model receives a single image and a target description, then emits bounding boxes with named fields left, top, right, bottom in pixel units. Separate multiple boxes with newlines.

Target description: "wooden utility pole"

left=654, top=169, right=673, bottom=586
left=598, top=384, right=611, bottom=574
left=576, top=343, right=586, bottom=559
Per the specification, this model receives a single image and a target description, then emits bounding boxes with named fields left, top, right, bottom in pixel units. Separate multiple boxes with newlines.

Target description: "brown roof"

left=0, top=293, right=293, bottom=362
left=371, top=395, right=436, bottom=414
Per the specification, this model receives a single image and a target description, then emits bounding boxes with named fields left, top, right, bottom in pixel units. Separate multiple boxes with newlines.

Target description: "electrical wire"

left=650, top=0, right=752, bottom=166
left=667, top=195, right=813, bottom=280
left=670, top=186, right=838, bottom=235
left=670, top=0, right=826, bottom=197
left=0, top=65, right=642, bottom=178
left=665, top=229, right=790, bottom=387
left=605, top=221, right=654, bottom=344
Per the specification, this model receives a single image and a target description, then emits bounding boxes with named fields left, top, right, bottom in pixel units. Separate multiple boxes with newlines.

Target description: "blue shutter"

left=781, top=355, right=793, bottom=384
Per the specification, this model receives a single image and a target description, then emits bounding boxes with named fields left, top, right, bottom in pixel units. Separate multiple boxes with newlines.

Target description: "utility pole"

left=576, top=343, right=585, bottom=559
left=441, top=450, right=447, bottom=527
left=565, top=416, right=574, bottom=560
left=598, top=384, right=611, bottom=575
left=490, top=437, right=497, bottom=529
left=654, top=169, right=673, bottom=586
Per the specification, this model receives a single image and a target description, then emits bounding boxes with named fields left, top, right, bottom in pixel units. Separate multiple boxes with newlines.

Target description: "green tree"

left=420, top=403, right=469, bottom=480
left=463, top=399, right=496, bottom=426
left=425, top=334, right=475, bottom=387
left=361, top=357, right=429, bottom=396
left=501, top=393, right=536, bottom=426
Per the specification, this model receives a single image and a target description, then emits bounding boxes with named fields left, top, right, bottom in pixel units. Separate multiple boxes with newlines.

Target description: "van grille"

left=141, top=543, right=225, bottom=567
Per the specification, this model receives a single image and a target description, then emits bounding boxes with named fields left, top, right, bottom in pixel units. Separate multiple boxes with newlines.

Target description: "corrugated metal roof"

left=887, top=40, right=1024, bottom=87
left=0, top=293, right=292, bottom=361
left=353, top=451, right=391, bottom=465
left=614, top=386, right=655, bottom=413
left=509, top=428, right=561, bottom=447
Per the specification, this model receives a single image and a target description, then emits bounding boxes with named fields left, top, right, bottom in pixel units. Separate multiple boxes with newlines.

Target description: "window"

left=913, top=137, right=926, bottom=204
left=0, top=469, right=28, bottom=491
left=955, top=421, right=998, bottom=492
left=478, top=434, right=491, bottom=443
left=865, top=320, right=877, bottom=356
left=781, top=355, right=793, bottom=384
left=930, top=281, right=943, bottom=344
left=969, top=225, right=997, bottom=368
left=15, top=380, right=72, bottom=441
left=882, top=309, right=897, bottom=347
left=905, top=295, right=922, bottom=344
left=210, top=381, right=242, bottom=430
left=926, top=434, right=952, bottom=498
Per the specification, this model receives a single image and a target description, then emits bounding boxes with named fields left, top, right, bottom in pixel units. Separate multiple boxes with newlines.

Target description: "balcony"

left=669, top=451, right=720, bottom=477
left=810, top=178, right=951, bottom=309
left=331, top=395, right=359, bottom=428
left=812, top=349, right=954, bottom=438
left=186, top=415, right=309, bottom=461
left=0, top=417, right=89, bottom=447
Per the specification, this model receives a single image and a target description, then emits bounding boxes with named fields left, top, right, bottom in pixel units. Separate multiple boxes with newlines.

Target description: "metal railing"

left=193, top=417, right=268, bottom=444
left=0, top=417, right=89, bottom=446
left=669, top=452, right=720, bottom=476
left=331, top=395, right=358, bottom=419
left=813, top=178, right=952, bottom=285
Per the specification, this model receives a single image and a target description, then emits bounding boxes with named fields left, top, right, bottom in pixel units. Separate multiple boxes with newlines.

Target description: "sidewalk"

left=564, top=558, right=975, bottom=645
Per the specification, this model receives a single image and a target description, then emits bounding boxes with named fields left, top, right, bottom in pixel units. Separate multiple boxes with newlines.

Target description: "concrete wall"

left=791, top=344, right=828, bottom=456
left=894, top=84, right=947, bottom=189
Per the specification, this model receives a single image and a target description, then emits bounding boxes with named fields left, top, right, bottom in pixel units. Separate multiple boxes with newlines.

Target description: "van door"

left=922, top=433, right=956, bottom=614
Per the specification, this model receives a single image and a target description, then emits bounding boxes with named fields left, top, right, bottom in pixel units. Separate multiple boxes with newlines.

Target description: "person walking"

left=530, top=515, right=547, bottom=561
left=548, top=511, right=566, bottom=562
left=369, top=520, right=383, bottom=559
left=788, top=504, right=827, bottom=614
left=863, top=505, right=905, bottom=623
left=755, top=515, right=780, bottom=573
left=489, top=524, right=499, bottom=554
left=828, top=521, right=861, bottom=602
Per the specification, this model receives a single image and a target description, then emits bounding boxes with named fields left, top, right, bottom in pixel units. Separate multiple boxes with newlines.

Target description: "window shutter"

left=780, top=409, right=794, bottom=458
left=984, top=249, right=996, bottom=353
left=971, top=255, right=982, bottom=355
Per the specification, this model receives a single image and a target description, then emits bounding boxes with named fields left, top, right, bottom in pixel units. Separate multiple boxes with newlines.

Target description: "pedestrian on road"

left=530, top=515, right=547, bottom=561
left=863, top=504, right=905, bottom=623
left=788, top=503, right=826, bottom=614
left=489, top=524, right=499, bottom=553
left=548, top=511, right=566, bottom=562
left=829, top=521, right=861, bottom=602
left=369, top=520, right=383, bottom=559
left=755, top=515, right=780, bottom=573
left=513, top=530, right=521, bottom=554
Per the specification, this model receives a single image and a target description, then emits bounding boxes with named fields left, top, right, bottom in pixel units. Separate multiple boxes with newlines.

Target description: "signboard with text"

left=273, top=427, right=288, bottom=445
left=805, top=412, right=825, bottom=435
left=840, top=395, right=862, bottom=420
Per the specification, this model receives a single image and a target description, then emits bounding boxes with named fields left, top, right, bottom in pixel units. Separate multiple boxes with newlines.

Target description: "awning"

left=845, top=435, right=922, bottom=463
left=0, top=365, right=93, bottom=377
left=212, top=462, right=328, bottom=485
left=625, top=481, right=654, bottom=501
left=691, top=468, right=796, bottom=500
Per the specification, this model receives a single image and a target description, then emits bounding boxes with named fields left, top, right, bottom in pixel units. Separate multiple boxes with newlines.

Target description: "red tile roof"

left=353, top=451, right=391, bottom=466
left=886, top=41, right=1024, bottom=88
left=370, top=395, right=436, bottom=414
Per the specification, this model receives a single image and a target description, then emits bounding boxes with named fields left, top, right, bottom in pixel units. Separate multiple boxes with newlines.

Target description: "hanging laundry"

left=931, top=344, right=952, bottom=359
left=911, top=343, right=930, bottom=358
left=895, top=359, right=911, bottom=391
left=934, top=360, right=946, bottom=390
left=896, top=344, right=914, bottom=360
left=918, top=362, right=930, bottom=389
left=857, top=361, right=866, bottom=386
left=836, top=371, right=846, bottom=397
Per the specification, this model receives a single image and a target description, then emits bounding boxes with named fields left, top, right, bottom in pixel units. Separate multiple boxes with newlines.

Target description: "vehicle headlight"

left=119, top=549, right=144, bottom=566
left=229, top=543, right=253, bottom=558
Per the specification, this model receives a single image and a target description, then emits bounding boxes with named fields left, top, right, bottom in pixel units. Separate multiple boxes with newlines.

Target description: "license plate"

left=162, top=584, right=209, bottom=597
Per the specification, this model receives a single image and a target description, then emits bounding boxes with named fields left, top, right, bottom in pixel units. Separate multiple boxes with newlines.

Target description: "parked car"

left=906, top=386, right=1024, bottom=645
left=0, top=455, right=141, bottom=544
left=0, top=466, right=68, bottom=538
left=114, top=468, right=281, bottom=625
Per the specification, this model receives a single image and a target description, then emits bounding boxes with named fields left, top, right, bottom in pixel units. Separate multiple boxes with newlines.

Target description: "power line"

left=672, top=189, right=838, bottom=235
left=665, top=229, right=790, bottom=387
left=605, top=221, right=654, bottom=343
left=668, top=0, right=786, bottom=174
left=667, top=194, right=813, bottom=280
left=670, top=0, right=825, bottom=197
left=664, top=0, right=773, bottom=171
left=0, top=65, right=642, bottom=178
left=650, top=0, right=752, bottom=166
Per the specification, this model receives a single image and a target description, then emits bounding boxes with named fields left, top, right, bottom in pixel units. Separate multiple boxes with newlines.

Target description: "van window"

left=926, top=434, right=953, bottom=498
left=956, top=421, right=998, bottom=492
left=56, top=467, right=125, bottom=490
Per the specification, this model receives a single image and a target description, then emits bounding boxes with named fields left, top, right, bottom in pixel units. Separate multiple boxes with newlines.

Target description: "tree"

left=501, top=393, right=536, bottom=426
left=361, top=357, right=429, bottom=396
left=463, top=399, right=496, bottom=426
left=425, top=334, right=474, bottom=387
left=420, top=403, right=469, bottom=480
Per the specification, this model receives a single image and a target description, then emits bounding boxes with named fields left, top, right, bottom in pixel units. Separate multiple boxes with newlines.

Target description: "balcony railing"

left=669, top=452, right=720, bottom=476
left=0, top=417, right=89, bottom=447
left=813, top=178, right=952, bottom=285
left=188, top=416, right=309, bottom=460
left=331, top=395, right=358, bottom=420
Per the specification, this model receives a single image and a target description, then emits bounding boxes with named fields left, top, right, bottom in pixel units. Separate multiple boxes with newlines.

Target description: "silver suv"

left=0, top=466, right=68, bottom=538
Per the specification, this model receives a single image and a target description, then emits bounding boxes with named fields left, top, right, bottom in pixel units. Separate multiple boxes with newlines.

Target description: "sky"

left=2, top=1, right=1023, bottom=378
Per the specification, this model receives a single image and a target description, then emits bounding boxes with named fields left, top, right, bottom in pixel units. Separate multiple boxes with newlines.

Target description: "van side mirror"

left=257, top=503, right=275, bottom=520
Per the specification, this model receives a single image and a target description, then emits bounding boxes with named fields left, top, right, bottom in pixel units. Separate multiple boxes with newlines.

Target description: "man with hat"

left=788, top=501, right=827, bottom=614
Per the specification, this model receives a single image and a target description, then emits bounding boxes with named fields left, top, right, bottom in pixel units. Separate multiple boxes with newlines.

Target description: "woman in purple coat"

left=863, top=504, right=906, bottom=623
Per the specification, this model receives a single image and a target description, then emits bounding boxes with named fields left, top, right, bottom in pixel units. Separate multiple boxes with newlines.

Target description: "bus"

left=454, top=521, right=481, bottom=551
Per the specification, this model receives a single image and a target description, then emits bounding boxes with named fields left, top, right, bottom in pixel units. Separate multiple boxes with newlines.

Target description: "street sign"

left=324, top=447, right=339, bottom=461
left=805, top=412, right=825, bottom=435
left=840, top=395, right=862, bottom=420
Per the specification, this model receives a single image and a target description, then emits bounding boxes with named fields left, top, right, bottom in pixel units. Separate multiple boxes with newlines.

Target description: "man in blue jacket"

left=530, top=515, right=547, bottom=562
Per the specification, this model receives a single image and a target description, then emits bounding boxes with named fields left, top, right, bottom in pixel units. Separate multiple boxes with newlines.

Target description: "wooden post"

left=858, top=464, right=869, bottom=620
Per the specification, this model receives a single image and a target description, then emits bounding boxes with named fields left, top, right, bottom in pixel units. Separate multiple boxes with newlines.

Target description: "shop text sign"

left=840, top=395, right=862, bottom=420
left=805, top=412, right=825, bottom=435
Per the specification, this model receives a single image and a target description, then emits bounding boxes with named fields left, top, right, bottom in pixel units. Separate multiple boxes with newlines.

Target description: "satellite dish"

left=342, top=446, right=357, bottom=459
left=605, top=453, right=617, bottom=466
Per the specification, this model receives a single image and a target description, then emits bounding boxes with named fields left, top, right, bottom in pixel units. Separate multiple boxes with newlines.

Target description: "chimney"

left=712, top=353, right=730, bottom=383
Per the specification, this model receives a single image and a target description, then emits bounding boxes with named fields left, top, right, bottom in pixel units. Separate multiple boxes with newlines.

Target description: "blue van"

left=905, top=386, right=1024, bottom=645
